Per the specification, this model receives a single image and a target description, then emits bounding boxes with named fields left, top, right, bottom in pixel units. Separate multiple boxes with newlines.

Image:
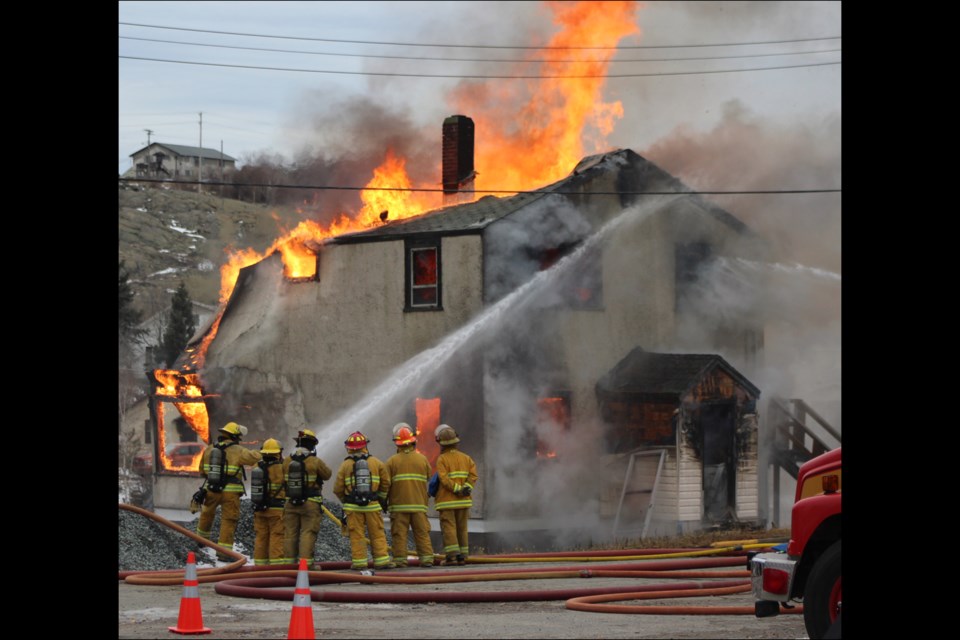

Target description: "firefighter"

left=333, top=431, right=395, bottom=570
left=434, top=424, right=478, bottom=566
left=281, top=429, right=333, bottom=569
left=384, top=424, right=434, bottom=568
left=251, top=438, right=286, bottom=566
left=197, top=422, right=262, bottom=561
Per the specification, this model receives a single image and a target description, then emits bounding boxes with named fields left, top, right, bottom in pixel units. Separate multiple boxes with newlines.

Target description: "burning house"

left=142, top=138, right=771, bottom=547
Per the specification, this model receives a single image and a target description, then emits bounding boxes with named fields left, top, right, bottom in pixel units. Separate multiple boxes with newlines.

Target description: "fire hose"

left=119, top=503, right=801, bottom=615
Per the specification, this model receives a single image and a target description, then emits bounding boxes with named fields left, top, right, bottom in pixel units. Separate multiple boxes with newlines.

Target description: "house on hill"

left=129, top=143, right=237, bottom=181
left=146, top=147, right=772, bottom=547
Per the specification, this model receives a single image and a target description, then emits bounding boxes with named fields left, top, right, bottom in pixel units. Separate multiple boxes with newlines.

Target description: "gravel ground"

left=119, top=498, right=354, bottom=571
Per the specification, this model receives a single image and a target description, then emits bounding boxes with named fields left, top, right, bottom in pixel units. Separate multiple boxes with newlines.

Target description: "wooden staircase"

left=763, top=396, right=841, bottom=525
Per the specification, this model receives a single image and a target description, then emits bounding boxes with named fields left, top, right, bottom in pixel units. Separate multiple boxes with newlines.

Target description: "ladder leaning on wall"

left=612, top=448, right=667, bottom=540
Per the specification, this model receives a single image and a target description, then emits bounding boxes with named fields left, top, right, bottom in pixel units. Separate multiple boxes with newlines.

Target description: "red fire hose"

left=119, top=502, right=800, bottom=615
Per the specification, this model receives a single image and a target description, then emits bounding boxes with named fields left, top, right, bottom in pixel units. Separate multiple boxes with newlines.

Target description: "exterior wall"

left=735, top=412, right=760, bottom=521
left=201, top=234, right=485, bottom=478
left=554, top=201, right=755, bottom=451
left=676, top=432, right=704, bottom=530
left=131, top=144, right=236, bottom=181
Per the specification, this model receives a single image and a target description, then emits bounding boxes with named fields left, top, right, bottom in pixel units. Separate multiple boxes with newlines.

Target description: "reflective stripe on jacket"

left=385, top=447, right=430, bottom=513
left=333, top=453, right=391, bottom=513
left=434, top=447, right=478, bottom=510
left=200, top=442, right=262, bottom=492
left=282, top=448, right=333, bottom=504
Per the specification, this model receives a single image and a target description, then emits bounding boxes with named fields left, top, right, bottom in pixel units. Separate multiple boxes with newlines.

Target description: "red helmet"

left=393, top=426, right=416, bottom=446
left=344, top=431, right=369, bottom=450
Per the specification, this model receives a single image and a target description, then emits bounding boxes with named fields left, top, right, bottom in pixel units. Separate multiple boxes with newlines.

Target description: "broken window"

left=675, top=242, right=712, bottom=313
left=537, top=243, right=602, bottom=309
left=535, top=394, right=570, bottom=459
left=150, top=370, right=210, bottom=475
left=406, top=238, right=442, bottom=310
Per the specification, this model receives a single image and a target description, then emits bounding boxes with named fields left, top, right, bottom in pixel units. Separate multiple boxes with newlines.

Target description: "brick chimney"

left=442, top=115, right=476, bottom=196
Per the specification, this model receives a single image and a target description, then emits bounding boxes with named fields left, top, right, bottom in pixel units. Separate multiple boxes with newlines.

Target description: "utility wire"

left=119, top=22, right=841, bottom=50
left=118, top=177, right=840, bottom=195
left=119, top=55, right=840, bottom=78
left=119, top=35, right=841, bottom=64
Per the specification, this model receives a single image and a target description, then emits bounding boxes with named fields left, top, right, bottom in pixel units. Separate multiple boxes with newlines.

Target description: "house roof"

left=333, top=148, right=750, bottom=244
left=334, top=190, right=551, bottom=243
left=130, top=143, right=237, bottom=162
left=596, top=347, right=761, bottom=399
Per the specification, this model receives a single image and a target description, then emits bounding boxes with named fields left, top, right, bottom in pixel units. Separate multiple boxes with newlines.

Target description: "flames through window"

left=536, top=394, right=570, bottom=459
left=150, top=369, right=212, bottom=474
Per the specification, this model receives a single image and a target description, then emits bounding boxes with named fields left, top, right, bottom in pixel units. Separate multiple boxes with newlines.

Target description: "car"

left=132, top=442, right=206, bottom=475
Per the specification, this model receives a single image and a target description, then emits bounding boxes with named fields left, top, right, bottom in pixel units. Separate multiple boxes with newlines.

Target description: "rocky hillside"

left=118, top=182, right=306, bottom=317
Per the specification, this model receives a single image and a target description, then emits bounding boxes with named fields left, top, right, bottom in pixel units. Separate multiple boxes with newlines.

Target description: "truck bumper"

left=749, top=552, right=798, bottom=617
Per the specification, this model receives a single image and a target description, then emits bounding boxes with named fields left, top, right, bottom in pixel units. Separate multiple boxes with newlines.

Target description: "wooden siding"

left=735, top=413, right=760, bottom=520
left=677, top=430, right=703, bottom=521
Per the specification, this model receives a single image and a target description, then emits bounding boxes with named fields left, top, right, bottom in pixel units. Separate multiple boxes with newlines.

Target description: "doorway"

left=700, top=401, right=736, bottom=523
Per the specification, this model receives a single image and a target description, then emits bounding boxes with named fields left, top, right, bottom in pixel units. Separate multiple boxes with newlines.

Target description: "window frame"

left=405, top=237, right=443, bottom=311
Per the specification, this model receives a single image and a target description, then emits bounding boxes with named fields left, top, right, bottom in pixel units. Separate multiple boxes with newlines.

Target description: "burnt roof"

left=596, top=347, right=760, bottom=399
left=333, top=190, right=551, bottom=243
left=333, top=148, right=751, bottom=244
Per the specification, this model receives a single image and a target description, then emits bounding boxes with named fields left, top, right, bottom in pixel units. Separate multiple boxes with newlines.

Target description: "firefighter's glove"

left=379, top=497, right=389, bottom=512
left=189, top=488, right=207, bottom=513
left=462, top=486, right=472, bottom=497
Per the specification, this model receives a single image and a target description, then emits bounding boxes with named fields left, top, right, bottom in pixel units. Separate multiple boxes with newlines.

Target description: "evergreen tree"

left=161, top=281, right=197, bottom=367
left=119, top=260, right=145, bottom=362
left=119, top=260, right=148, bottom=430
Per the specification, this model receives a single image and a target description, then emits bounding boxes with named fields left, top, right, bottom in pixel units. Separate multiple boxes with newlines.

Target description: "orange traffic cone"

left=169, top=551, right=212, bottom=635
left=287, top=558, right=315, bottom=639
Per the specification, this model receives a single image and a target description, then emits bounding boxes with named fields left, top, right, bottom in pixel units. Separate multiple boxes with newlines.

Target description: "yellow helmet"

left=220, top=422, right=248, bottom=438
left=393, top=426, right=416, bottom=446
left=260, top=438, right=282, bottom=454
left=436, top=425, right=460, bottom=445
left=295, top=429, right=318, bottom=448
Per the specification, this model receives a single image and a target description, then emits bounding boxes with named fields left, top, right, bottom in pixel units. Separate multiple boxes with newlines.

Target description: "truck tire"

left=803, top=540, right=841, bottom=639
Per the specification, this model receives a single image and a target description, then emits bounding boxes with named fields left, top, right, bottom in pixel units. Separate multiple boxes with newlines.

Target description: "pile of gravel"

left=119, top=498, right=354, bottom=572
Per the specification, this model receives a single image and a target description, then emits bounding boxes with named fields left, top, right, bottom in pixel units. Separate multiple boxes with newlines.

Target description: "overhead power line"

left=119, top=55, right=840, bottom=79
left=118, top=177, right=840, bottom=195
left=119, top=22, right=840, bottom=50
left=119, top=35, right=841, bottom=64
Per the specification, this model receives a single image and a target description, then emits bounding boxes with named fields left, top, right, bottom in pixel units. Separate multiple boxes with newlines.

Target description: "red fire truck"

left=749, top=447, right=841, bottom=639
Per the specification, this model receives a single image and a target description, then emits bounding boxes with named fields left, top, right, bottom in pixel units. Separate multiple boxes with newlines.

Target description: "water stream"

left=311, top=194, right=680, bottom=459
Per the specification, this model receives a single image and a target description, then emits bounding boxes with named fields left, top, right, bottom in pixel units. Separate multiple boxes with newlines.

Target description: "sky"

left=118, top=1, right=841, bottom=175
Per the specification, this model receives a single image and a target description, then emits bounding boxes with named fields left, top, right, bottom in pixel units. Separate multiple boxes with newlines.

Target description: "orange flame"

left=536, top=396, right=569, bottom=459
left=190, top=1, right=638, bottom=373
left=415, top=397, right=442, bottom=473
left=153, top=370, right=204, bottom=399
left=155, top=401, right=209, bottom=473
left=451, top=1, right=639, bottom=192
left=153, top=370, right=211, bottom=472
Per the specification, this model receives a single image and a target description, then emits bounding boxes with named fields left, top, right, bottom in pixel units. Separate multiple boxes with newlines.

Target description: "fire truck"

left=748, top=447, right=841, bottom=639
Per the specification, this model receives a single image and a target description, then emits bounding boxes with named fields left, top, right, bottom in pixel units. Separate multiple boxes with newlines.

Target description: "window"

left=535, top=394, right=570, bottom=459
left=537, top=243, right=602, bottom=309
left=675, top=242, right=712, bottom=313
left=405, top=239, right=442, bottom=310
